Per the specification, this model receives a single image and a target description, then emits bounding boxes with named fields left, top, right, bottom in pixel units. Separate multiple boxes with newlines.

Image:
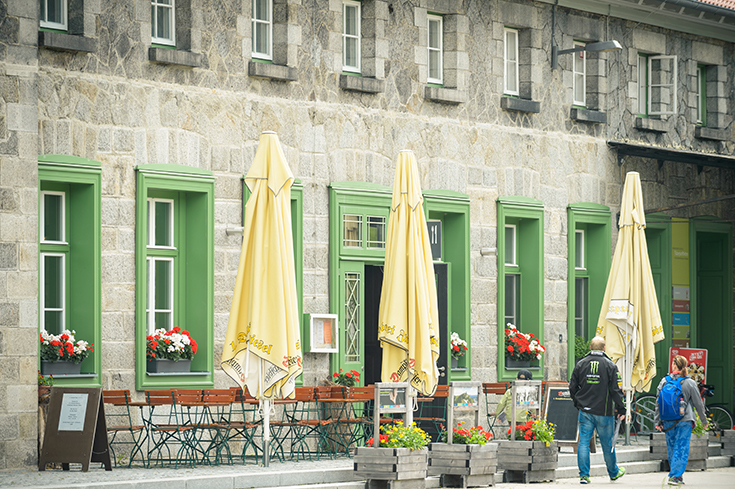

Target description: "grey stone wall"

left=1, top=0, right=734, bottom=469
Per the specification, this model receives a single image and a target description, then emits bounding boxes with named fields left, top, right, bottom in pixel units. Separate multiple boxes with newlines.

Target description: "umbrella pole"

left=262, top=399, right=271, bottom=467
left=624, top=390, right=631, bottom=446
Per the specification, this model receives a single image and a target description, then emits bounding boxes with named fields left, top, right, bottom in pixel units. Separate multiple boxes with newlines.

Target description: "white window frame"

left=572, top=41, right=586, bottom=107
left=343, top=1, right=361, bottom=73
left=505, top=224, right=517, bottom=266
left=151, top=0, right=176, bottom=47
left=41, top=252, right=66, bottom=334
left=40, top=0, right=68, bottom=31
left=41, top=191, right=67, bottom=245
left=147, top=198, right=175, bottom=249
left=146, top=257, right=175, bottom=334
left=427, top=14, right=443, bottom=85
left=648, top=55, right=678, bottom=116
left=575, top=229, right=585, bottom=270
left=504, top=28, right=519, bottom=96
left=252, top=0, right=273, bottom=60
left=696, top=65, right=705, bottom=125
left=637, top=54, right=648, bottom=115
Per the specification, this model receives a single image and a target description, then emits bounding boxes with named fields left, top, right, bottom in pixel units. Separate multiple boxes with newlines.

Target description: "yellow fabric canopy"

left=221, top=131, right=302, bottom=400
left=378, top=150, right=440, bottom=397
left=596, top=171, right=665, bottom=394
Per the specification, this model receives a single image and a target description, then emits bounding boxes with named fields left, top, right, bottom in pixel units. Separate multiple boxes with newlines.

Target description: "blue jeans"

left=577, top=411, right=620, bottom=479
left=663, top=420, right=693, bottom=478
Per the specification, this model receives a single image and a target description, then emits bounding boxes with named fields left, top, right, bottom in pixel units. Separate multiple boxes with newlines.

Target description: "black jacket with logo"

left=569, top=350, right=626, bottom=417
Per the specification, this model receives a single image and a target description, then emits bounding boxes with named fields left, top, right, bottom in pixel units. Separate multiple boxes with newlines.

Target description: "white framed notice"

left=308, top=313, right=338, bottom=353
left=58, top=393, right=89, bottom=431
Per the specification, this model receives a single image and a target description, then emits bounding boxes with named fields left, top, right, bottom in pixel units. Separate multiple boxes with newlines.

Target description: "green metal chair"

left=103, top=390, right=146, bottom=467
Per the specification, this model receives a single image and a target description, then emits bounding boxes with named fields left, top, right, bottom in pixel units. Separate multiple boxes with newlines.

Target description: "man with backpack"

left=654, top=355, right=708, bottom=486
left=570, top=336, right=627, bottom=484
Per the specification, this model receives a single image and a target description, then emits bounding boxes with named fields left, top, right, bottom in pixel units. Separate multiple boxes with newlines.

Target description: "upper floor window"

left=575, top=230, right=585, bottom=269
left=573, top=41, right=586, bottom=107
left=427, top=14, right=443, bottom=85
left=151, top=0, right=175, bottom=46
left=41, top=190, right=68, bottom=334
left=252, top=0, right=273, bottom=60
left=504, top=28, right=519, bottom=96
left=696, top=65, right=707, bottom=126
left=639, top=53, right=678, bottom=117
left=343, top=1, right=361, bottom=73
left=40, top=0, right=67, bottom=31
left=504, top=224, right=517, bottom=266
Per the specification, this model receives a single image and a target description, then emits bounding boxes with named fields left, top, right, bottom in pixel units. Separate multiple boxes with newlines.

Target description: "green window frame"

left=135, top=164, right=214, bottom=390
left=497, top=197, right=544, bottom=382
left=39, top=155, right=102, bottom=386
left=567, top=203, right=611, bottom=377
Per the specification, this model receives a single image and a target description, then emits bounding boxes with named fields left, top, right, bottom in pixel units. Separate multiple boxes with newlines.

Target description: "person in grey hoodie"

left=654, top=355, right=708, bottom=487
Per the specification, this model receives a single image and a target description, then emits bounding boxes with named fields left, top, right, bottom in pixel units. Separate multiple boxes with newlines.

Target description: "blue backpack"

left=658, top=375, right=686, bottom=422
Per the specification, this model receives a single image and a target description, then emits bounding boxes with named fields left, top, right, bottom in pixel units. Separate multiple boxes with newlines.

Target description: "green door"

left=644, top=224, right=671, bottom=395
left=337, top=261, right=365, bottom=383
left=694, top=228, right=733, bottom=411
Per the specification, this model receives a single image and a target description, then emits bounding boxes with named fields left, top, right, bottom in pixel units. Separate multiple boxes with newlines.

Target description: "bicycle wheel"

left=707, top=406, right=734, bottom=433
left=632, top=395, right=657, bottom=435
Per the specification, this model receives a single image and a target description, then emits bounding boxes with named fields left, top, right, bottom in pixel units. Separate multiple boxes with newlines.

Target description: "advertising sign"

left=669, top=347, right=707, bottom=384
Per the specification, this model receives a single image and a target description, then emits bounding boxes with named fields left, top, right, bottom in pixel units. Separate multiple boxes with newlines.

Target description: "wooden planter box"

left=428, top=442, right=498, bottom=488
left=649, top=432, right=709, bottom=471
left=354, top=446, right=428, bottom=489
left=497, top=440, right=558, bottom=483
left=721, top=430, right=735, bottom=456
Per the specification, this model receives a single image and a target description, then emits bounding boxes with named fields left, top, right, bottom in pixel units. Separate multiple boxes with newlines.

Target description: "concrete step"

left=556, top=460, right=662, bottom=480
left=558, top=447, right=651, bottom=468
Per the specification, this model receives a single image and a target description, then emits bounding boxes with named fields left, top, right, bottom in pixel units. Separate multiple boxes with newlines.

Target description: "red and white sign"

left=669, top=347, right=708, bottom=384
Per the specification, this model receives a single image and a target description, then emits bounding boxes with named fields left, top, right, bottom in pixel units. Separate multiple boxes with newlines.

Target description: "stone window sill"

left=501, top=96, right=540, bottom=114
left=339, top=74, right=385, bottom=94
left=149, top=47, right=202, bottom=68
left=38, top=31, right=95, bottom=53
left=424, top=86, right=467, bottom=105
left=635, top=117, right=668, bottom=133
left=695, top=126, right=728, bottom=141
left=248, top=61, right=297, bottom=82
left=570, top=108, right=607, bottom=124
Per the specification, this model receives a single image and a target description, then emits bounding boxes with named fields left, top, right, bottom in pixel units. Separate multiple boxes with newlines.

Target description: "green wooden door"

left=644, top=225, right=671, bottom=395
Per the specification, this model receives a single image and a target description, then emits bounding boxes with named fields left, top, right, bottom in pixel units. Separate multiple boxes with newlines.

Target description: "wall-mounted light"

left=551, top=40, right=622, bottom=70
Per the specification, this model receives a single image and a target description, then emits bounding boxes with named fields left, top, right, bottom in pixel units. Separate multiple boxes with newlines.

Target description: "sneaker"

left=610, top=467, right=626, bottom=481
left=668, top=476, right=684, bottom=486
left=580, top=476, right=591, bottom=484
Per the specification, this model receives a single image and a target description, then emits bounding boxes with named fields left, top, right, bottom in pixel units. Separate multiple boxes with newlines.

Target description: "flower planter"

left=146, top=358, right=192, bottom=374
left=40, top=361, right=82, bottom=376
left=497, top=440, right=557, bottom=483
left=504, top=358, right=538, bottom=369
left=428, top=442, right=498, bottom=488
left=451, top=357, right=459, bottom=369
left=649, top=432, right=709, bottom=471
left=721, top=430, right=735, bottom=457
left=354, top=446, right=428, bottom=489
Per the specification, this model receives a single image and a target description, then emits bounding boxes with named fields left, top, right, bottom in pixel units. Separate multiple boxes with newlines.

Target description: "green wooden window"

left=136, top=164, right=214, bottom=390
left=497, top=197, right=544, bottom=382
left=567, top=203, right=611, bottom=377
left=39, top=155, right=102, bottom=385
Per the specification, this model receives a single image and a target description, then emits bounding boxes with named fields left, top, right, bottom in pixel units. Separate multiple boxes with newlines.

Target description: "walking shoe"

left=610, top=467, right=626, bottom=481
left=580, top=476, right=590, bottom=484
left=668, top=476, right=684, bottom=486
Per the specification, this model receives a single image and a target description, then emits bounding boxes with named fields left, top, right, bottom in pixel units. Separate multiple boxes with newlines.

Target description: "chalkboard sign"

left=543, top=386, right=579, bottom=442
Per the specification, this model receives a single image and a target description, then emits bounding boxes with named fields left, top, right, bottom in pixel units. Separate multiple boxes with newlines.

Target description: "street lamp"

left=551, top=40, right=622, bottom=69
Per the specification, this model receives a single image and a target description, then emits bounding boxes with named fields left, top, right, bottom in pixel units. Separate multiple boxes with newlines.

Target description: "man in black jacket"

left=569, top=336, right=626, bottom=484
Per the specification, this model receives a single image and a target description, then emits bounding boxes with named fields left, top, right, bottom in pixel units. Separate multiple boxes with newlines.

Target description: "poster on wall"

left=669, top=347, right=707, bottom=384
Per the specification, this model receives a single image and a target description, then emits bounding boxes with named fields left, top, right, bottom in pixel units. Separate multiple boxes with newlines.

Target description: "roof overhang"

left=608, top=140, right=735, bottom=170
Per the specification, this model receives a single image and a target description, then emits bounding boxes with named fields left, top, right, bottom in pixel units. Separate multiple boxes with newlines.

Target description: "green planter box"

left=354, top=446, right=428, bottom=488
left=428, top=442, right=498, bottom=487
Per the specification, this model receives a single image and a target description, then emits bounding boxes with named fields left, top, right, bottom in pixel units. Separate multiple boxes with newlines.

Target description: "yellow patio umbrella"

left=596, top=171, right=665, bottom=431
left=378, top=150, right=440, bottom=399
left=221, top=131, right=302, bottom=466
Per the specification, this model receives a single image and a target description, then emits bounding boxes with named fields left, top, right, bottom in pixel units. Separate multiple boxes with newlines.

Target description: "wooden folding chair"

left=103, top=390, right=146, bottom=467
left=414, top=384, right=450, bottom=441
left=483, top=382, right=510, bottom=439
left=144, top=390, right=197, bottom=468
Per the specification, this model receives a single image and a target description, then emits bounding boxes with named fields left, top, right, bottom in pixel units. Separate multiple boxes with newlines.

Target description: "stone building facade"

left=0, top=0, right=733, bottom=469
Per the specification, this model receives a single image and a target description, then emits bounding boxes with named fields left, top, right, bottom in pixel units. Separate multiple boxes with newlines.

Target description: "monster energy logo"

left=590, top=361, right=599, bottom=375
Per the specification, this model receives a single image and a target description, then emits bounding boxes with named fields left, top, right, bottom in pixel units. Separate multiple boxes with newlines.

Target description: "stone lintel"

left=570, top=108, right=607, bottom=124
left=248, top=61, right=298, bottom=81
left=695, top=126, right=729, bottom=141
left=38, top=31, right=95, bottom=53
left=339, top=74, right=385, bottom=93
left=635, top=117, right=668, bottom=133
left=148, top=47, right=202, bottom=68
left=423, top=86, right=467, bottom=105
left=500, top=97, right=541, bottom=114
